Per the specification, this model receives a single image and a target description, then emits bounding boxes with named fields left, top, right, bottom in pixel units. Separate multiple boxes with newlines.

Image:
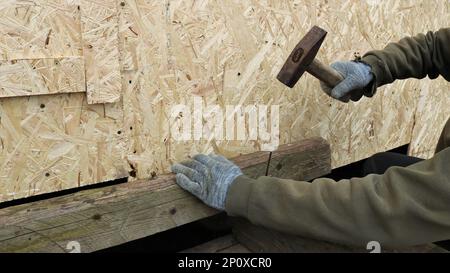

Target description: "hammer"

left=277, top=26, right=353, bottom=101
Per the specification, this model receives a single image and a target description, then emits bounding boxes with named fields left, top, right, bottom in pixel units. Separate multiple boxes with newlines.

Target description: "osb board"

left=0, top=0, right=128, bottom=203
left=0, top=57, right=85, bottom=97
left=0, top=0, right=82, bottom=60
left=80, top=0, right=122, bottom=104
left=0, top=0, right=448, bottom=202
left=0, top=93, right=129, bottom=201
left=409, top=78, right=450, bottom=159
left=120, top=0, right=448, bottom=181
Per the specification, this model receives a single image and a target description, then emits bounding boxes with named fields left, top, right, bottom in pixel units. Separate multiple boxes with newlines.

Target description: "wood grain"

left=181, top=234, right=251, bottom=253
left=268, top=137, right=331, bottom=181
left=0, top=58, right=85, bottom=98
left=232, top=218, right=447, bottom=253
left=0, top=0, right=448, bottom=212
left=306, top=58, right=344, bottom=89
left=0, top=182, right=215, bottom=252
left=80, top=0, right=122, bottom=104
left=0, top=0, right=82, bottom=60
left=0, top=136, right=279, bottom=252
left=0, top=138, right=326, bottom=252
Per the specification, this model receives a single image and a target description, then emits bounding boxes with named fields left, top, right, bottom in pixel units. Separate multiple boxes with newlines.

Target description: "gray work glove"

left=171, top=154, right=243, bottom=210
left=320, top=61, right=373, bottom=102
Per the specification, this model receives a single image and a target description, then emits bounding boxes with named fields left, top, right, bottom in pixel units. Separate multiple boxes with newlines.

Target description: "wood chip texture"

left=0, top=0, right=448, bottom=202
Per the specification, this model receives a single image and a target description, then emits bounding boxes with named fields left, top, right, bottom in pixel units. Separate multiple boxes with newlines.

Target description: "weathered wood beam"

left=267, top=139, right=331, bottom=181
left=232, top=218, right=357, bottom=253
left=181, top=234, right=250, bottom=253
left=0, top=137, right=329, bottom=253
left=232, top=218, right=447, bottom=253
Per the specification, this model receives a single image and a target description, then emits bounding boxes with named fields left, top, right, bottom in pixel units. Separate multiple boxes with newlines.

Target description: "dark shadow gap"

left=0, top=177, right=128, bottom=210
left=320, top=143, right=411, bottom=180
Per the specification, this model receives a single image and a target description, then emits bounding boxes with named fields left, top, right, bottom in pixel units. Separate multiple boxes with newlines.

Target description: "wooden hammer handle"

left=306, top=59, right=344, bottom=88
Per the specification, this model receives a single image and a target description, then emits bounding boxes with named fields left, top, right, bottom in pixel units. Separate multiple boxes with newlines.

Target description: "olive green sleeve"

left=361, top=28, right=450, bottom=96
left=226, top=147, right=450, bottom=248
left=224, top=29, right=450, bottom=248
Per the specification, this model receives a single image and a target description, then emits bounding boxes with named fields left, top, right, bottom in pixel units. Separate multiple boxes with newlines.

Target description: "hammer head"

left=277, top=26, right=327, bottom=88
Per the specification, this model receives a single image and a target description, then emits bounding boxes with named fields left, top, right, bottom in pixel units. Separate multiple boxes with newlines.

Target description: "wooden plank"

left=218, top=243, right=252, bottom=253
left=0, top=182, right=216, bottom=253
left=181, top=234, right=251, bottom=253
left=0, top=57, right=85, bottom=98
left=0, top=138, right=326, bottom=252
left=233, top=218, right=358, bottom=253
left=268, top=138, right=331, bottom=181
left=80, top=0, right=121, bottom=104
left=232, top=218, right=447, bottom=253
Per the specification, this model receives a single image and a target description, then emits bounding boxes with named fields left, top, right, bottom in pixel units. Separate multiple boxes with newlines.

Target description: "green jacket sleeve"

left=361, top=28, right=450, bottom=96
left=226, top=147, right=450, bottom=248
left=225, top=28, right=450, bottom=248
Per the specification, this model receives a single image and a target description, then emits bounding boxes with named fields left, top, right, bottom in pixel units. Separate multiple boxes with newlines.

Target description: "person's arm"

left=322, top=28, right=450, bottom=101
left=225, top=29, right=450, bottom=248
left=173, top=29, right=450, bottom=248
left=361, top=28, right=450, bottom=97
left=226, top=147, right=450, bottom=248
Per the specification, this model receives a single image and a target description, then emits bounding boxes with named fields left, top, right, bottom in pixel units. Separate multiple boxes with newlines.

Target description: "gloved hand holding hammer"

left=172, top=27, right=450, bottom=248
left=319, top=61, right=373, bottom=102
left=171, top=28, right=381, bottom=212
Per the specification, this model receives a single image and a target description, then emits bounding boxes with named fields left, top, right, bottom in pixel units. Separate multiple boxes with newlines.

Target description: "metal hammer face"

left=277, top=26, right=327, bottom=88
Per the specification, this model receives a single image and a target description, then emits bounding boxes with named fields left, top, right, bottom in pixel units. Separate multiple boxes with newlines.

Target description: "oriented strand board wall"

left=80, top=0, right=122, bottom=104
left=0, top=93, right=128, bottom=201
left=0, top=0, right=129, bottom=201
left=121, top=0, right=449, bottom=179
left=409, top=79, right=450, bottom=159
left=0, top=58, right=85, bottom=97
left=0, top=0, right=82, bottom=60
left=0, top=0, right=448, bottom=202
